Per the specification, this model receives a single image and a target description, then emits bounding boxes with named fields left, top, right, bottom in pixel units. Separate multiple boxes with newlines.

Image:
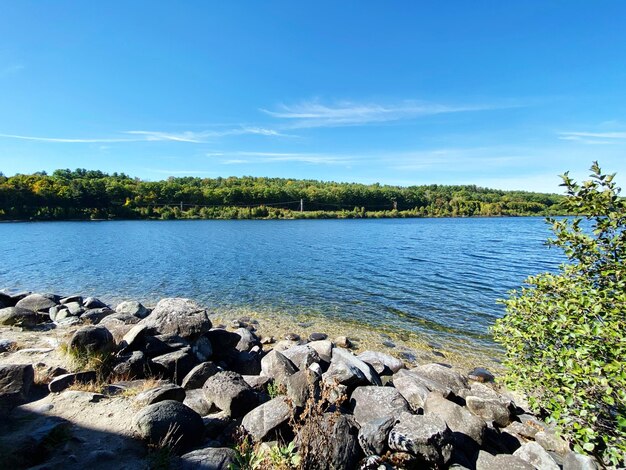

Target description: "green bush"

left=493, top=162, right=626, bottom=466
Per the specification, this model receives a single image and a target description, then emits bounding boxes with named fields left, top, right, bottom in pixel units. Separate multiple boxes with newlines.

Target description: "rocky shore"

left=0, top=291, right=598, bottom=469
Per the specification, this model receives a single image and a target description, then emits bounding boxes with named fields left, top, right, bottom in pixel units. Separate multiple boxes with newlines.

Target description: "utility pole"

left=300, top=198, right=304, bottom=212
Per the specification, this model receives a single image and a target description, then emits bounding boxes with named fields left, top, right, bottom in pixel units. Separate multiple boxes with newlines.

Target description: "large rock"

left=80, top=307, right=114, bottom=324
left=260, top=350, right=298, bottom=385
left=132, top=400, right=204, bottom=449
left=393, top=373, right=431, bottom=411
left=179, top=447, right=237, bottom=470
left=357, top=350, right=404, bottom=375
left=144, top=334, right=190, bottom=358
left=350, top=386, right=410, bottom=426
left=48, top=371, right=97, bottom=393
left=388, top=412, right=454, bottom=467
left=69, top=325, right=115, bottom=354
left=297, top=413, right=360, bottom=470
left=0, top=307, right=39, bottom=328
left=394, top=368, right=455, bottom=397
left=191, top=336, right=213, bottom=362
left=476, top=450, right=535, bottom=470
left=152, top=347, right=196, bottom=384
left=234, top=328, right=259, bottom=352
left=139, top=298, right=211, bottom=338
left=282, top=344, right=321, bottom=371
left=0, top=364, right=34, bottom=413
left=563, top=451, right=598, bottom=470
left=285, top=369, right=320, bottom=407
left=182, top=389, right=212, bottom=416
left=465, top=395, right=514, bottom=427
left=358, top=416, right=396, bottom=456
left=112, top=350, right=152, bottom=379
left=116, top=300, right=149, bottom=318
left=135, top=383, right=186, bottom=406
left=423, top=392, right=486, bottom=451
left=118, top=324, right=148, bottom=351
left=328, top=348, right=381, bottom=386
left=411, top=363, right=469, bottom=395
left=181, top=362, right=220, bottom=390
left=203, top=371, right=257, bottom=417
left=83, top=297, right=107, bottom=309
left=513, top=442, right=560, bottom=470
left=242, top=396, right=292, bottom=441
left=308, top=339, right=333, bottom=363
left=15, top=293, right=57, bottom=312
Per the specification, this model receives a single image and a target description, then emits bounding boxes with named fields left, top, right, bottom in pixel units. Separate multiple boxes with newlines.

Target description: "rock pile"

left=0, top=290, right=600, bottom=469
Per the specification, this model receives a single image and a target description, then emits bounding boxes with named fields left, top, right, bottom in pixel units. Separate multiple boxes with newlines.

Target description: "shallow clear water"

left=0, top=218, right=561, bottom=354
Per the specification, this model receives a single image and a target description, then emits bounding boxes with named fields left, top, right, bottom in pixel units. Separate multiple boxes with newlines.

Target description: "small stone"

left=179, top=447, right=237, bottom=470
left=285, top=333, right=300, bottom=341
left=308, top=332, right=327, bottom=341
left=0, top=364, right=34, bottom=412
left=0, top=339, right=17, bottom=353
left=468, top=367, right=495, bottom=383
left=334, top=335, right=352, bottom=348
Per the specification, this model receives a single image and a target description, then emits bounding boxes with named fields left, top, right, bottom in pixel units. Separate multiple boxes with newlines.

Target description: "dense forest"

left=0, top=169, right=567, bottom=220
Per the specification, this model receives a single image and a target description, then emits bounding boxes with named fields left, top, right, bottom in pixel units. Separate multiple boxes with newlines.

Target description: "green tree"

left=493, top=162, right=626, bottom=466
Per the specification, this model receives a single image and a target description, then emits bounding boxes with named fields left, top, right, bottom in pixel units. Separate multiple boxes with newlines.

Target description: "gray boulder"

left=181, top=362, right=220, bottom=390
left=139, top=298, right=211, bottom=338
left=116, top=300, right=149, bottom=318
left=282, top=344, right=321, bottom=371
left=119, top=324, right=148, bottom=352
left=60, top=295, right=82, bottom=304
left=358, top=416, right=396, bottom=456
left=357, top=350, right=404, bottom=375
left=563, top=451, right=598, bottom=470
left=203, top=371, right=257, bottom=417
left=285, top=369, right=320, bottom=407
left=308, top=339, right=333, bottom=363
left=179, top=447, right=237, bottom=470
left=132, top=400, right=204, bottom=449
left=69, top=325, right=115, bottom=354
left=0, top=364, right=34, bottom=413
left=242, top=375, right=271, bottom=390
left=476, top=450, right=535, bottom=470
left=80, top=307, right=114, bottom=324
left=84, top=297, right=107, bottom=309
left=466, top=395, right=514, bottom=427
left=144, top=334, right=190, bottom=358
left=393, top=373, right=431, bottom=411
left=48, top=371, right=97, bottom=393
left=0, top=339, right=16, bottom=352
left=242, top=396, right=292, bottom=441
left=183, top=388, right=212, bottom=416
left=191, top=336, right=213, bottom=362
left=234, top=328, right=259, bottom=352
left=535, top=430, right=570, bottom=456
left=64, top=301, right=84, bottom=316
left=323, top=348, right=381, bottom=388
left=388, top=411, right=454, bottom=467
left=15, top=293, right=57, bottom=312
left=513, top=441, right=560, bottom=470
left=423, top=392, right=486, bottom=451
left=260, top=350, right=298, bottom=385
left=411, top=363, right=468, bottom=394
left=0, top=307, right=39, bottom=328
left=350, top=386, right=410, bottom=426
left=135, top=383, right=186, bottom=406
left=112, top=350, right=152, bottom=379
left=152, top=347, right=197, bottom=384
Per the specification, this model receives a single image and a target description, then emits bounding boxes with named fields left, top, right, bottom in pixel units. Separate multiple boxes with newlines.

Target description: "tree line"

left=0, top=168, right=567, bottom=220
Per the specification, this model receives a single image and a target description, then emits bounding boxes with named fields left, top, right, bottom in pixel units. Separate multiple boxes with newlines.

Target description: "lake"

left=0, top=218, right=562, bottom=362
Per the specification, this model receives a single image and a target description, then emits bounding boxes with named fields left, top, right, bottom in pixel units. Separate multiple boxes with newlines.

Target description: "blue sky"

left=1, top=1, right=625, bottom=192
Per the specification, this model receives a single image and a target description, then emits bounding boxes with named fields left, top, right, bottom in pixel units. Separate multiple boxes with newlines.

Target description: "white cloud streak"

left=261, top=99, right=507, bottom=128
left=559, top=131, right=626, bottom=145
left=0, top=126, right=286, bottom=144
left=0, top=64, right=24, bottom=78
left=208, top=151, right=353, bottom=165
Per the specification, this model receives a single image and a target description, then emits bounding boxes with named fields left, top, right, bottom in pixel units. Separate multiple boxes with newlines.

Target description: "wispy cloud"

left=208, top=150, right=353, bottom=165
left=261, top=99, right=508, bottom=128
left=559, top=131, right=626, bottom=145
left=0, top=126, right=286, bottom=144
left=0, top=64, right=24, bottom=78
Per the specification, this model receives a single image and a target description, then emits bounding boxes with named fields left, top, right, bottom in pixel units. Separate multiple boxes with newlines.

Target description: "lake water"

left=0, top=218, right=562, bottom=362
